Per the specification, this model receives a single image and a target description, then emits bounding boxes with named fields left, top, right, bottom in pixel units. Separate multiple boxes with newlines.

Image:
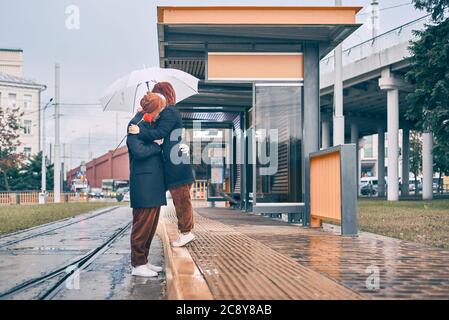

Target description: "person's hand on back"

left=128, top=124, right=140, bottom=135
left=179, top=143, right=190, bottom=154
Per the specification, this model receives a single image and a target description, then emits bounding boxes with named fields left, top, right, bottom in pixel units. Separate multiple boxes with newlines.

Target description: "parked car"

left=123, top=191, right=130, bottom=202
left=116, top=187, right=130, bottom=202
left=409, top=179, right=422, bottom=192
left=89, top=187, right=104, bottom=199
left=360, top=177, right=378, bottom=196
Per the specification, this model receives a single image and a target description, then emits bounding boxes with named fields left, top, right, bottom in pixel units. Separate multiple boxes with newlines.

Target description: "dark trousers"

left=131, top=207, right=160, bottom=267
left=170, top=184, right=194, bottom=233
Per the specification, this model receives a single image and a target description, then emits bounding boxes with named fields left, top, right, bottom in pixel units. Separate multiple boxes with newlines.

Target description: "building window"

left=23, top=120, right=32, bottom=135
left=364, top=135, right=373, bottom=158
left=24, top=147, right=32, bottom=159
left=8, top=93, right=17, bottom=108
left=23, top=94, right=32, bottom=109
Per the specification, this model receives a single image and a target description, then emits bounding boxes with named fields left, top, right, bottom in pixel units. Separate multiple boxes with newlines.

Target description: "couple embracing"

left=126, top=82, right=195, bottom=278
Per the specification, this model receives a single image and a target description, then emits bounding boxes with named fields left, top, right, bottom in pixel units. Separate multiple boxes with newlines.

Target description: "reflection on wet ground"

left=167, top=206, right=362, bottom=300
left=56, top=227, right=165, bottom=300
left=0, top=206, right=165, bottom=300
left=196, top=207, right=449, bottom=299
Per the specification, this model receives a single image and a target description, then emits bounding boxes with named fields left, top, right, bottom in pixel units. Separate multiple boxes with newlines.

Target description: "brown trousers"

left=131, top=207, right=160, bottom=267
left=170, top=184, right=194, bottom=233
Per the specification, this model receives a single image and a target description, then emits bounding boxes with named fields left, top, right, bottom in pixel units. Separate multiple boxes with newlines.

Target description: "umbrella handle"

left=112, top=134, right=127, bottom=156
left=112, top=118, right=143, bottom=155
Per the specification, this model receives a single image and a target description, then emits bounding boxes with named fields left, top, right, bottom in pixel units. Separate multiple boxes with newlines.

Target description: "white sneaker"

left=146, top=262, right=163, bottom=273
left=131, top=265, right=158, bottom=277
left=172, top=232, right=196, bottom=247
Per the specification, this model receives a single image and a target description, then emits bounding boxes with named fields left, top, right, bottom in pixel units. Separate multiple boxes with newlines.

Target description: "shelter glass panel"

left=253, top=84, right=302, bottom=204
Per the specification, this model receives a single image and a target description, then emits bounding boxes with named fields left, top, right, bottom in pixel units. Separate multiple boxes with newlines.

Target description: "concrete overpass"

left=318, top=15, right=433, bottom=200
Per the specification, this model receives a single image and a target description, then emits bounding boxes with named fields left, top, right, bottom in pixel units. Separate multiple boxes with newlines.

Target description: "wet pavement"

left=0, top=206, right=165, bottom=300
left=196, top=206, right=449, bottom=299
left=163, top=204, right=362, bottom=300
left=55, top=228, right=165, bottom=300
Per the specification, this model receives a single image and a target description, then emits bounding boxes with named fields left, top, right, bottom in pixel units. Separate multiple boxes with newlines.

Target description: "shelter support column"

left=303, top=43, right=320, bottom=227
left=239, top=112, right=247, bottom=210
left=401, top=127, right=410, bottom=196
left=422, top=131, right=433, bottom=200
left=350, top=122, right=359, bottom=195
left=377, top=127, right=386, bottom=197
left=333, top=2, right=345, bottom=147
left=379, top=68, right=404, bottom=201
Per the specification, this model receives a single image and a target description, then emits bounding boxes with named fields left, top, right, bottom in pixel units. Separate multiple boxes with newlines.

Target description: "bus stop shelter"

left=157, top=6, right=361, bottom=230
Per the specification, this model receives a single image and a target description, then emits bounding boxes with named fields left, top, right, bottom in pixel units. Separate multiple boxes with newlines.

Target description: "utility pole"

left=41, top=99, right=53, bottom=192
left=333, top=0, right=345, bottom=146
left=88, top=130, right=92, bottom=160
left=69, top=143, right=72, bottom=172
left=371, top=0, right=380, bottom=38
left=54, top=63, right=61, bottom=203
left=40, top=98, right=53, bottom=203
left=62, top=143, right=66, bottom=192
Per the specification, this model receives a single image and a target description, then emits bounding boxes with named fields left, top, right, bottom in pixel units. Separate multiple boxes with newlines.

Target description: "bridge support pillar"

left=377, top=127, right=385, bottom=197
left=322, top=117, right=331, bottom=149
left=379, top=68, right=405, bottom=201
left=422, top=131, right=433, bottom=200
left=386, top=88, right=399, bottom=201
left=401, top=127, right=410, bottom=197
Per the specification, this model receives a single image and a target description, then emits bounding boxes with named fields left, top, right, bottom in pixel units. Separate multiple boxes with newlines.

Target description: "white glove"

left=179, top=143, right=190, bottom=154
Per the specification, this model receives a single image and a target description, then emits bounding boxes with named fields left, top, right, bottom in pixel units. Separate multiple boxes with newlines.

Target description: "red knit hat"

left=140, top=92, right=166, bottom=113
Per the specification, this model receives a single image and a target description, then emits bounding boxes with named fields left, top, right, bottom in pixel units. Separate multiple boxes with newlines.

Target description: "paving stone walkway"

left=163, top=205, right=363, bottom=300
left=194, top=206, right=449, bottom=299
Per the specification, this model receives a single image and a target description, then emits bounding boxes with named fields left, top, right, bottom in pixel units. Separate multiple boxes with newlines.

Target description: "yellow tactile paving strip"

left=161, top=204, right=365, bottom=300
left=157, top=214, right=213, bottom=300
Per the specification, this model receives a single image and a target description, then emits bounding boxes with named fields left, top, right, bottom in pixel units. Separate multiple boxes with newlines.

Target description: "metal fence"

left=0, top=192, right=88, bottom=206
left=191, top=180, right=207, bottom=200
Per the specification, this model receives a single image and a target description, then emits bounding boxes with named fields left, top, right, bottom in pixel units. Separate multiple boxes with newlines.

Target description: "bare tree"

left=0, top=105, right=23, bottom=191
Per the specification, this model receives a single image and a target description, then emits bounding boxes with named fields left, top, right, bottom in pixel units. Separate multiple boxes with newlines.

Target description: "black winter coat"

left=127, top=113, right=167, bottom=209
left=131, top=106, right=194, bottom=190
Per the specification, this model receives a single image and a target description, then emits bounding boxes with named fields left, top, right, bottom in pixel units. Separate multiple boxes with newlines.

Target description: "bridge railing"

left=320, top=15, right=431, bottom=74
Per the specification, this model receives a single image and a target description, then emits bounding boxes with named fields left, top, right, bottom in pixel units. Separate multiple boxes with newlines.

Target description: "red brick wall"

left=67, top=146, right=130, bottom=188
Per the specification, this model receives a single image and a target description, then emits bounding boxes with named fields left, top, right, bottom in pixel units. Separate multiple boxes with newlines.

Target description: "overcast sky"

left=0, top=0, right=425, bottom=169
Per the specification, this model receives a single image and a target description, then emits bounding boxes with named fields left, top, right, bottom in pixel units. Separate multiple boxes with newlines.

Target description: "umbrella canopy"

left=100, top=67, right=199, bottom=113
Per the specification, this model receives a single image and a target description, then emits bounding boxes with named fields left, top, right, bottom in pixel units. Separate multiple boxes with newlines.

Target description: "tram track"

left=0, top=205, right=121, bottom=249
left=0, top=220, right=131, bottom=300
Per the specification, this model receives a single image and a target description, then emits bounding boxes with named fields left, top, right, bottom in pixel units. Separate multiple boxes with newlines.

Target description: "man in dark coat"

left=128, top=82, right=195, bottom=248
left=126, top=93, right=167, bottom=278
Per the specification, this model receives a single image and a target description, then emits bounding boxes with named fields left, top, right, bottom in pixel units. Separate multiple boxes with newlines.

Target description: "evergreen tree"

left=409, top=132, right=423, bottom=195
left=406, top=0, right=449, bottom=184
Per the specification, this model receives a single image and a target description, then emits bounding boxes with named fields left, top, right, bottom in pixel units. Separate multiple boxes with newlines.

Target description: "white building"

left=0, top=48, right=46, bottom=158
left=361, top=131, right=405, bottom=179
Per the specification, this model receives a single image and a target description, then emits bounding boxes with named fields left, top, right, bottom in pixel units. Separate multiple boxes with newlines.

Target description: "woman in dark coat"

left=127, top=92, right=167, bottom=278
left=128, top=82, right=195, bottom=248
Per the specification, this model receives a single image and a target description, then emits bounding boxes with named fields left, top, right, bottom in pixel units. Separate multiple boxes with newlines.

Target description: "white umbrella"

left=100, top=67, right=199, bottom=113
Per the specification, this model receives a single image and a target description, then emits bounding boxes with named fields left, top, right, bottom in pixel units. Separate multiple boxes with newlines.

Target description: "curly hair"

left=152, top=82, right=176, bottom=105
left=140, top=92, right=166, bottom=114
